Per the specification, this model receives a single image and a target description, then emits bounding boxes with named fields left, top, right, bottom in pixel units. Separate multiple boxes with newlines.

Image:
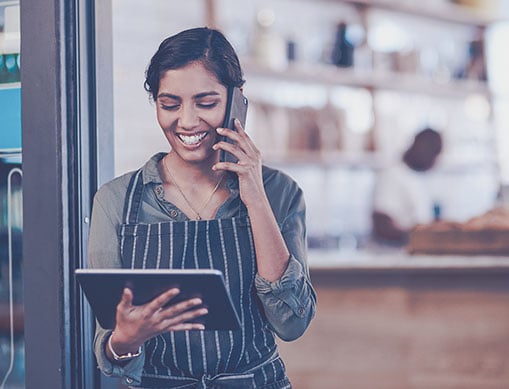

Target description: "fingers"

left=152, top=291, right=208, bottom=329
left=161, top=305, right=208, bottom=330
left=156, top=299, right=208, bottom=332
left=117, top=287, right=134, bottom=310
left=168, top=322, right=206, bottom=331
left=215, top=120, right=256, bottom=155
left=158, top=297, right=207, bottom=321
left=146, top=287, right=181, bottom=314
left=214, top=126, right=261, bottom=173
left=118, top=288, right=209, bottom=336
left=160, top=297, right=204, bottom=314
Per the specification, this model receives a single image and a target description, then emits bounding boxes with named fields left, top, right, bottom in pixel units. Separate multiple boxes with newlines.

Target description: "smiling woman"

left=155, top=62, right=228, bottom=168
left=87, top=27, right=316, bottom=388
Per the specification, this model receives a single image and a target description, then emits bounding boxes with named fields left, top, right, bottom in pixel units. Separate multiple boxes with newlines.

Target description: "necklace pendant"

left=196, top=215, right=202, bottom=220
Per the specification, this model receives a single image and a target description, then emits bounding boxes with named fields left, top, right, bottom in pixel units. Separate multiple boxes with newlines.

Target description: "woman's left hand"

left=213, top=120, right=266, bottom=207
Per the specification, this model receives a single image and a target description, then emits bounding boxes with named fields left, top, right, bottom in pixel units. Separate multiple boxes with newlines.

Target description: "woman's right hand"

left=108, top=287, right=208, bottom=357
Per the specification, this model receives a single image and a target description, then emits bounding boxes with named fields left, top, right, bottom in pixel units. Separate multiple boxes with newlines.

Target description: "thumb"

left=118, top=287, right=133, bottom=309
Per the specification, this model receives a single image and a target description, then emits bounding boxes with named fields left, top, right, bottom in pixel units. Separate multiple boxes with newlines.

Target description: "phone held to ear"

left=219, top=87, right=248, bottom=163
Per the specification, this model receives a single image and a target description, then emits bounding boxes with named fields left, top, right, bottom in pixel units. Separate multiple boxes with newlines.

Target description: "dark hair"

left=413, top=127, right=443, bottom=156
left=144, top=27, right=245, bottom=100
left=404, top=127, right=443, bottom=171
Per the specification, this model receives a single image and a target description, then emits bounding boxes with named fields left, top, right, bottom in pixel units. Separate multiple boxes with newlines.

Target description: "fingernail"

left=216, top=127, right=223, bottom=133
left=193, top=298, right=202, bottom=305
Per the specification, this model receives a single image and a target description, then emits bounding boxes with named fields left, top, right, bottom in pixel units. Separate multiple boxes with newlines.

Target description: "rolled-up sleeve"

left=255, top=180, right=317, bottom=341
left=255, top=255, right=315, bottom=341
left=93, top=324, right=145, bottom=386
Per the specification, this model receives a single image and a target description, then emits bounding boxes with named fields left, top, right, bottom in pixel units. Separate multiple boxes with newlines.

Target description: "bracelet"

left=108, top=333, right=142, bottom=361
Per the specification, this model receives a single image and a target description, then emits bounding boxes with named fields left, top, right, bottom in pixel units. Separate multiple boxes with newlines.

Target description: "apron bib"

left=119, top=170, right=290, bottom=388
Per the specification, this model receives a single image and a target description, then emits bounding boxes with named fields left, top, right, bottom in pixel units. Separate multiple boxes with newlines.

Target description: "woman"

left=88, top=27, right=316, bottom=388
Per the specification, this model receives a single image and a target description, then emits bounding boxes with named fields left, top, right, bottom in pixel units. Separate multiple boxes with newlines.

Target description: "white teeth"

left=178, top=132, right=207, bottom=145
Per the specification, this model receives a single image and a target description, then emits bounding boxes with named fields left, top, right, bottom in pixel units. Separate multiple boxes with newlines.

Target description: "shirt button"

left=298, top=307, right=305, bottom=315
left=125, top=377, right=134, bottom=384
left=170, top=209, right=178, bottom=218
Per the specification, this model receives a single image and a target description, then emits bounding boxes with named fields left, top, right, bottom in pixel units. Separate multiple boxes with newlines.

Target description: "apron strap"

left=236, top=196, right=248, bottom=219
left=122, top=169, right=144, bottom=224
left=140, top=350, right=280, bottom=388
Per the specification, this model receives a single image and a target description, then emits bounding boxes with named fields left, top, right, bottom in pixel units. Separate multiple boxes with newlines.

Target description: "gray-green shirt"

left=88, top=153, right=316, bottom=383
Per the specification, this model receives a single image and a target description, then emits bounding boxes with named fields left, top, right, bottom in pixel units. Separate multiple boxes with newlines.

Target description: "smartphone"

left=219, top=87, right=248, bottom=163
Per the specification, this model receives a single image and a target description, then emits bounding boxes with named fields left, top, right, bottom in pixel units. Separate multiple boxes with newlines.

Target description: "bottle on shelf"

left=251, top=8, right=287, bottom=70
left=331, top=22, right=354, bottom=68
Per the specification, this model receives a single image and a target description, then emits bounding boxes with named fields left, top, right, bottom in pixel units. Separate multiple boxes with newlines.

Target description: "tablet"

left=75, top=268, right=241, bottom=330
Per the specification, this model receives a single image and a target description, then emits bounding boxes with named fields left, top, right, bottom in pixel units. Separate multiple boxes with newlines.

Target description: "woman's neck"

left=162, top=151, right=221, bottom=187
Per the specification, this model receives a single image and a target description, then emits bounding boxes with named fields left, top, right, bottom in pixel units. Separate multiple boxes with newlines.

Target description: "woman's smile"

left=156, top=62, right=228, bottom=164
left=177, top=131, right=209, bottom=147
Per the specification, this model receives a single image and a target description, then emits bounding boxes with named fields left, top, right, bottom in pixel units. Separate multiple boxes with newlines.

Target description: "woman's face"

left=156, top=61, right=228, bottom=164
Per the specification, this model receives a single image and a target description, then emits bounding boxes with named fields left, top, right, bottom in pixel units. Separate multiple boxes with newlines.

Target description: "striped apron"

left=119, top=170, right=291, bottom=388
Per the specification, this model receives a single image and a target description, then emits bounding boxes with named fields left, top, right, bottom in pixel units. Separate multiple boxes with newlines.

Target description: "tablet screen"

left=75, top=268, right=241, bottom=330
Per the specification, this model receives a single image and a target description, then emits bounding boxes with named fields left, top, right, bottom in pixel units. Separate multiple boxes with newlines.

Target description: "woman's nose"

left=178, top=105, right=200, bottom=129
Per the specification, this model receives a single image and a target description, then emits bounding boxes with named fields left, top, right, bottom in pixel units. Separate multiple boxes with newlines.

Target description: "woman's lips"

left=177, top=132, right=208, bottom=146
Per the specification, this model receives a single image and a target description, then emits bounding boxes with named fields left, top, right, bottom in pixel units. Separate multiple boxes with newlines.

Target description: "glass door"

left=0, top=1, right=23, bottom=388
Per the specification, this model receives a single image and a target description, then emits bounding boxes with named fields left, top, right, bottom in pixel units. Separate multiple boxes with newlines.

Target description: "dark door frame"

left=21, top=0, right=113, bottom=388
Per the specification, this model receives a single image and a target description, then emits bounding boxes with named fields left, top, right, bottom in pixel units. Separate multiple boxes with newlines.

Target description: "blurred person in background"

left=372, top=127, right=443, bottom=244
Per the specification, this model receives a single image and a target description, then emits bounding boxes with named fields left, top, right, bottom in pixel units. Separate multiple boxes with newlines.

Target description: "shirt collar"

left=141, top=152, right=166, bottom=185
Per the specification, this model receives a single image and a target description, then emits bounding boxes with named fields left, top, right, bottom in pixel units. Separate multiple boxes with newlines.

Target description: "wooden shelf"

left=263, top=150, right=382, bottom=168
left=329, top=0, right=507, bottom=26
left=244, top=60, right=491, bottom=99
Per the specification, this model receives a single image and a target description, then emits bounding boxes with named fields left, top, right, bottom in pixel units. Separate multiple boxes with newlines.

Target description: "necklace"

left=164, top=158, right=224, bottom=220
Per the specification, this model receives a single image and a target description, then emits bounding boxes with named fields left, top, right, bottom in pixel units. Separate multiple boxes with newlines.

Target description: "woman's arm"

left=214, top=122, right=316, bottom=341
left=88, top=185, right=208, bottom=383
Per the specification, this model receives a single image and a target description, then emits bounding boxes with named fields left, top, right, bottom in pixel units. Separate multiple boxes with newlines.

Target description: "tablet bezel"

left=75, top=268, right=241, bottom=330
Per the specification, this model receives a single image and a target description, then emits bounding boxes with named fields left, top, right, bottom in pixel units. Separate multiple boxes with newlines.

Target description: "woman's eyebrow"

left=157, top=91, right=221, bottom=100
left=194, top=91, right=221, bottom=99
left=157, top=93, right=180, bottom=100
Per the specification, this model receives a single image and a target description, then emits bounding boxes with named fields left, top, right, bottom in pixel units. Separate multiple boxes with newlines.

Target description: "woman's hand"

left=213, top=120, right=290, bottom=282
left=213, top=119, right=265, bottom=207
left=108, top=287, right=208, bottom=357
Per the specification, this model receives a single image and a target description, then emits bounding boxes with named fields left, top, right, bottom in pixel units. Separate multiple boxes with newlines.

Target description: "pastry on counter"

left=407, top=207, right=509, bottom=255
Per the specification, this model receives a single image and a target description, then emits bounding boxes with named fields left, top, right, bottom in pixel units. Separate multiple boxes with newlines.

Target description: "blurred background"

left=112, top=0, right=509, bottom=256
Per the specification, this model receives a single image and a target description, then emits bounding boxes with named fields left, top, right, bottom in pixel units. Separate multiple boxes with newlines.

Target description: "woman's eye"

left=161, top=104, right=179, bottom=111
left=197, top=102, right=218, bottom=109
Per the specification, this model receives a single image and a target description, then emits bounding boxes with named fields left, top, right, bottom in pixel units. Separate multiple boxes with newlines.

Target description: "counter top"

left=308, top=247, right=509, bottom=272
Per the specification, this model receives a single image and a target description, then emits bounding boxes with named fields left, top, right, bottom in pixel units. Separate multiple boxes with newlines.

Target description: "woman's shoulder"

left=262, top=164, right=303, bottom=207
left=262, top=165, right=299, bottom=189
left=95, top=153, right=164, bottom=202
left=94, top=169, right=140, bottom=205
